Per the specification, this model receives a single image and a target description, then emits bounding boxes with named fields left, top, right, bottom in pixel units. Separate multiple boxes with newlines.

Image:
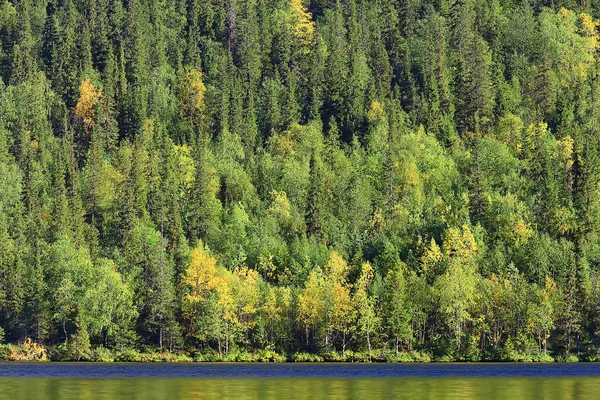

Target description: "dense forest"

left=2, top=0, right=600, bottom=362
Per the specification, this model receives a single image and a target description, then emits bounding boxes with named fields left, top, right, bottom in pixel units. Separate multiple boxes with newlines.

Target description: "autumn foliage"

left=75, top=77, right=102, bottom=131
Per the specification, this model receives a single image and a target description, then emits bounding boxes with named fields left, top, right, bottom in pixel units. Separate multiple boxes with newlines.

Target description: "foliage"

left=1, top=0, right=600, bottom=362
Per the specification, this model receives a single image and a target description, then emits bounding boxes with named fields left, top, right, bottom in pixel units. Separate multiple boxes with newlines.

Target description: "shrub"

left=291, top=352, right=323, bottom=362
left=385, top=352, right=415, bottom=363
left=92, top=346, right=115, bottom=362
left=1, top=339, right=48, bottom=361
left=256, top=348, right=286, bottom=362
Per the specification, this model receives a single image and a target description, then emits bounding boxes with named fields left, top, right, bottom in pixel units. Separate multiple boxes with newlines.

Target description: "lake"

left=1, top=363, right=600, bottom=399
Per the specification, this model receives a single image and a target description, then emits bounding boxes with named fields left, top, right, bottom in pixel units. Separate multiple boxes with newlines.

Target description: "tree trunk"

left=159, top=326, right=163, bottom=349
left=226, top=326, right=230, bottom=354
left=367, top=332, right=371, bottom=362
left=567, top=322, right=572, bottom=354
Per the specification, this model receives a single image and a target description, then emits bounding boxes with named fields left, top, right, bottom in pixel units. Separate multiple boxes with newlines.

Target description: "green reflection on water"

left=0, top=377, right=598, bottom=400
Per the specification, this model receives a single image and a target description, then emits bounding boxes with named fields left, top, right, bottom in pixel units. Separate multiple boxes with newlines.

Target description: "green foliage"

left=1, top=0, right=600, bottom=362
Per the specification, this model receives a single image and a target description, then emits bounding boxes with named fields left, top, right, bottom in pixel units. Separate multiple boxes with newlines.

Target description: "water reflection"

left=1, top=377, right=599, bottom=399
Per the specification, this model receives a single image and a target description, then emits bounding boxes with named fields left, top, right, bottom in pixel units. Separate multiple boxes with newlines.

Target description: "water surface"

left=1, top=363, right=599, bottom=399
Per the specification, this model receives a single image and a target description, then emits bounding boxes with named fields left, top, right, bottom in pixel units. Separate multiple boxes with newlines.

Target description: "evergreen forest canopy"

left=3, top=0, right=600, bottom=362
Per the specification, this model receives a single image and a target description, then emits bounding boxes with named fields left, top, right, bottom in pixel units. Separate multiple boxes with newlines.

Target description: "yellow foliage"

left=421, top=238, right=443, bottom=276
left=580, top=12, right=599, bottom=50
left=214, top=272, right=237, bottom=324
left=553, top=136, right=574, bottom=169
left=367, top=101, right=385, bottom=122
left=357, top=262, right=374, bottom=288
left=96, top=160, right=125, bottom=212
left=443, top=225, right=478, bottom=265
left=269, top=190, right=292, bottom=220
left=185, top=243, right=219, bottom=303
left=513, top=218, right=533, bottom=247
left=496, top=114, right=524, bottom=154
left=289, top=0, right=314, bottom=50
left=75, top=78, right=102, bottom=130
left=545, top=276, right=557, bottom=294
left=270, top=131, right=297, bottom=159
left=330, top=280, right=354, bottom=331
left=553, top=206, right=576, bottom=235
left=232, top=267, right=262, bottom=329
left=326, top=251, right=350, bottom=281
left=403, top=161, right=421, bottom=187
left=258, top=254, right=278, bottom=281
left=558, top=8, right=576, bottom=29
left=263, top=286, right=280, bottom=320
left=391, top=203, right=409, bottom=221
left=178, top=68, right=207, bottom=122
left=6, top=339, right=48, bottom=361
left=368, top=208, right=385, bottom=237
left=298, top=269, right=326, bottom=332
left=549, top=9, right=597, bottom=86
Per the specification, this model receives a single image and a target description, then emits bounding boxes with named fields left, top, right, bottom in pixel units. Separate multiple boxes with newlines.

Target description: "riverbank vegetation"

left=3, top=0, right=600, bottom=362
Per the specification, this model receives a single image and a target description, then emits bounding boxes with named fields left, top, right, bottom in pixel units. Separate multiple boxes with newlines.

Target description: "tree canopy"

left=1, top=0, right=600, bottom=361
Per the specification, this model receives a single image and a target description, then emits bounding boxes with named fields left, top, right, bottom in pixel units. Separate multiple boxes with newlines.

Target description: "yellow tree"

left=177, top=67, right=207, bottom=129
left=530, top=276, right=558, bottom=357
left=298, top=268, right=326, bottom=346
left=75, top=77, right=102, bottom=133
left=354, top=262, right=380, bottom=360
left=184, top=242, right=219, bottom=304
left=324, top=251, right=355, bottom=353
left=495, top=113, right=524, bottom=154
left=443, top=225, right=478, bottom=264
left=289, top=0, right=314, bottom=51
left=273, top=286, right=293, bottom=348
left=231, top=267, right=262, bottom=347
left=420, top=238, right=443, bottom=280
left=330, top=278, right=354, bottom=354
left=436, top=225, right=480, bottom=350
left=183, top=242, right=233, bottom=355
left=262, top=286, right=280, bottom=347
left=213, top=270, right=237, bottom=354
left=540, top=9, right=598, bottom=89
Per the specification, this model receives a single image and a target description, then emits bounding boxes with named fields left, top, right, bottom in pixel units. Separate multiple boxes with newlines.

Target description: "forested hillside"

left=2, top=0, right=600, bottom=362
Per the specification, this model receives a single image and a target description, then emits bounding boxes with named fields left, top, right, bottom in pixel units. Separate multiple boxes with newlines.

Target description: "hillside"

left=1, top=0, right=600, bottom=361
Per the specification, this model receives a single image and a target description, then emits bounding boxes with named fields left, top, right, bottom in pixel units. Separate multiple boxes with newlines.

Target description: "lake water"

left=1, top=363, right=600, bottom=399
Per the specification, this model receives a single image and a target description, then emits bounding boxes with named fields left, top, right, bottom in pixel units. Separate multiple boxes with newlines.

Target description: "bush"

left=256, top=348, right=286, bottom=362
left=92, top=346, right=115, bottom=362
left=533, top=353, right=554, bottom=363
left=500, top=338, right=527, bottom=362
left=0, top=339, right=48, bottom=361
left=412, top=351, right=431, bottom=363
left=114, top=348, right=144, bottom=362
left=322, top=351, right=343, bottom=362
left=555, top=354, right=578, bottom=363
left=436, top=354, right=456, bottom=363
left=193, top=349, right=222, bottom=362
left=385, top=352, right=415, bottom=363
left=67, top=331, right=92, bottom=361
left=345, top=351, right=370, bottom=362
left=291, top=352, right=323, bottom=362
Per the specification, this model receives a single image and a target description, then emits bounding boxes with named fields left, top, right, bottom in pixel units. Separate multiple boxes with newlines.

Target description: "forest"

left=2, top=0, right=600, bottom=362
